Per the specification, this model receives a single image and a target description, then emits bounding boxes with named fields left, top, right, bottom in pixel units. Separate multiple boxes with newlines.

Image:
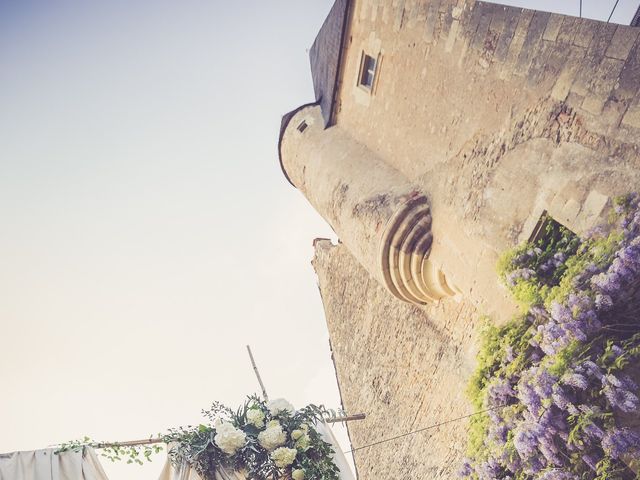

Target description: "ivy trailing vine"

left=462, top=195, right=640, bottom=480
left=57, top=396, right=343, bottom=480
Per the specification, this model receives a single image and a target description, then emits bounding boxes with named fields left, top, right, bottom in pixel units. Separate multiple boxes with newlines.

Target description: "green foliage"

left=465, top=197, right=640, bottom=479
left=467, top=318, right=532, bottom=411
left=56, top=396, right=343, bottom=480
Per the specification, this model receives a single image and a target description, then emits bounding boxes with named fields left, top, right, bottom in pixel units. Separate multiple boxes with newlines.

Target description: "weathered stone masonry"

left=279, top=1, right=640, bottom=479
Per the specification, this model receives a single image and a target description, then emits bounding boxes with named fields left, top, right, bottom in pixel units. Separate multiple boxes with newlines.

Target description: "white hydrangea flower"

left=266, top=398, right=295, bottom=416
left=270, top=447, right=297, bottom=468
left=214, top=422, right=246, bottom=455
left=246, top=408, right=265, bottom=428
left=292, top=469, right=305, bottom=480
left=257, top=421, right=287, bottom=451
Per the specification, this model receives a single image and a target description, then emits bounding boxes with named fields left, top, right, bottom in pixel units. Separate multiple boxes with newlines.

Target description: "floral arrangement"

left=58, top=396, right=342, bottom=480
left=462, top=195, right=640, bottom=480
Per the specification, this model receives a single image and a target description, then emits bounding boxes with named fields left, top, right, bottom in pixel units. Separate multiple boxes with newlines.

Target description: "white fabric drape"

left=158, top=456, right=245, bottom=480
left=316, top=422, right=356, bottom=480
left=0, top=448, right=108, bottom=480
left=159, top=422, right=355, bottom=480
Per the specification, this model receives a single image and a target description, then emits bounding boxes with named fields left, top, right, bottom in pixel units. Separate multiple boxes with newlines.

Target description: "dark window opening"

left=359, top=54, right=377, bottom=89
left=526, top=211, right=580, bottom=288
left=297, top=121, right=308, bottom=133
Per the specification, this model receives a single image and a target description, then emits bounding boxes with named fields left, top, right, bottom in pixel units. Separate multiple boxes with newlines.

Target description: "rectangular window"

left=359, top=53, right=377, bottom=90
left=528, top=211, right=576, bottom=245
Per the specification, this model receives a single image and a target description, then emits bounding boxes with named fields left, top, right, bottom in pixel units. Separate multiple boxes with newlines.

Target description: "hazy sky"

left=0, top=1, right=637, bottom=479
left=0, top=1, right=339, bottom=478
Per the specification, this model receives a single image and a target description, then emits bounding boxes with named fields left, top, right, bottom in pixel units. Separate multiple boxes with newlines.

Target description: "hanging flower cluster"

left=163, top=396, right=342, bottom=480
left=463, top=195, right=640, bottom=479
left=57, top=396, right=342, bottom=480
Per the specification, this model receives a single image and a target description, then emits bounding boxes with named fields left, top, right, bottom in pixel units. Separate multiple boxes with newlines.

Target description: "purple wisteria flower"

left=537, top=469, right=578, bottom=480
left=602, top=374, right=640, bottom=413
left=601, top=428, right=640, bottom=459
left=561, top=372, right=588, bottom=390
left=507, top=268, right=536, bottom=287
left=463, top=195, right=640, bottom=479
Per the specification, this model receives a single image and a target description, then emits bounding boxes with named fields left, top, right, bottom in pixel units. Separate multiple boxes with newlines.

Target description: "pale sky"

left=0, top=1, right=637, bottom=479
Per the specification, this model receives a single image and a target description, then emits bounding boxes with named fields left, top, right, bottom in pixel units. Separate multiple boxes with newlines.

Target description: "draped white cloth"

left=0, top=448, right=108, bottom=480
left=158, top=422, right=355, bottom=480
left=316, top=422, right=355, bottom=480
left=158, top=457, right=244, bottom=480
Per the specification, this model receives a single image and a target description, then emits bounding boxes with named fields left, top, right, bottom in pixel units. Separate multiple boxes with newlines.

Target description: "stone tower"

left=278, top=1, right=640, bottom=478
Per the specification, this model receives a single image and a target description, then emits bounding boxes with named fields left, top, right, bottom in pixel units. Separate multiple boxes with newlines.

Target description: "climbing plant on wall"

left=462, top=195, right=640, bottom=480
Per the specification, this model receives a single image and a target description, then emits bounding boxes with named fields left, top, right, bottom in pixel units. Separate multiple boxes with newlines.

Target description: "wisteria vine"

left=462, top=195, right=640, bottom=480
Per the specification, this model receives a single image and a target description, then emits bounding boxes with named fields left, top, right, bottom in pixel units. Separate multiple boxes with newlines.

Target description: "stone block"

left=526, top=40, right=553, bottom=87
left=439, top=2, right=454, bottom=40
left=493, top=7, right=520, bottom=62
left=573, top=18, right=596, bottom=48
left=591, top=57, right=625, bottom=96
left=551, top=47, right=585, bottom=101
left=393, top=0, right=406, bottom=32
left=622, top=101, right=640, bottom=129
left=359, top=0, right=371, bottom=21
left=560, top=198, right=582, bottom=226
left=576, top=190, right=610, bottom=232
left=582, top=96, right=606, bottom=115
left=424, top=0, right=442, bottom=43
left=370, top=0, right=379, bottom=22
left=415, top=0, right=429, bottom=23
left=404, top=0, right=418, bottom=27
left=556, top=16, right=580, bottom=44
left=543, top=13, right=563, bottom=42
left=463, top=2, right=483, bottom=41
left=471, top=11, right=492, bottom=51
left=549, top=192, right=567, bottom=215
left=514, top=10, right=550, bottom=76
left=445, top=19, right=460, bottom=52
left=500, top=9, right=534, bottom=76
left=605, top=25, right=640, bottom=61
left=614, top=45, right=640, bottom=101
left=488, top=3, right=506, bottom=35
left=589, top=22, right=617, bottom=57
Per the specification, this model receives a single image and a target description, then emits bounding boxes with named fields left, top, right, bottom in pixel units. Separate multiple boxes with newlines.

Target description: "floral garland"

left=58, top=396, right=342, bottom=480
left=462, top=195, right=640, bottom=480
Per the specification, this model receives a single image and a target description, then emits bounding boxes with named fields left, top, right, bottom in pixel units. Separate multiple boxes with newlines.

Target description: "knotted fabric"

left=0, top=447, right=108, bottom=480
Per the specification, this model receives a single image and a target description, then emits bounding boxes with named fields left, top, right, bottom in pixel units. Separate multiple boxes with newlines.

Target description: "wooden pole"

left=246, top=345, right=269, bottom=401
left=93, top=438, right=163, bottom=448
left=325, top=413, right=366, bottom=424
left=91, top=415, right=366, bottom=449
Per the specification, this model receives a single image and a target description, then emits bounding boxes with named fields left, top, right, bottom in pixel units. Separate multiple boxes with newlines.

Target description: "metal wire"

left=607, top=0, right=621, bottom=23
left=344, top=405, right=505, bottom=454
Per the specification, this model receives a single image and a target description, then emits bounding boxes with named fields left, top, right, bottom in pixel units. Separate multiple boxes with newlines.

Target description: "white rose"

left=257, top=421, right=287, bottom=451
left=214, top=422, right=246, bottom=455
left=246, top=408, right=265, bottom=428
left=292, top=469, right=305, bottom=480
left=270, top=447, right=297, bottom=468
left=267, top=398, right=295, bottom=416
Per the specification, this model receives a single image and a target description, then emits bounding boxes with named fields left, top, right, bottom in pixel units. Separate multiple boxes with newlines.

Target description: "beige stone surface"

left=280, top=1, right=640, bottom=478
left=313, top=240, right=478, bottom=480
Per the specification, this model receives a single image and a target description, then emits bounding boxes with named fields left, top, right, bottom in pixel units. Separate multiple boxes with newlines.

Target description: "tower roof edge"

left=309, top=0, right=351, bottom=127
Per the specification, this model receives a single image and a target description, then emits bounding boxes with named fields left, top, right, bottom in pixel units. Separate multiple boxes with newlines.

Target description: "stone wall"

left=306, top=1, right=640, bottom=478
left=330, top=0, right=640, bottom=317
left=313, top=239, right=480, bottom=479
